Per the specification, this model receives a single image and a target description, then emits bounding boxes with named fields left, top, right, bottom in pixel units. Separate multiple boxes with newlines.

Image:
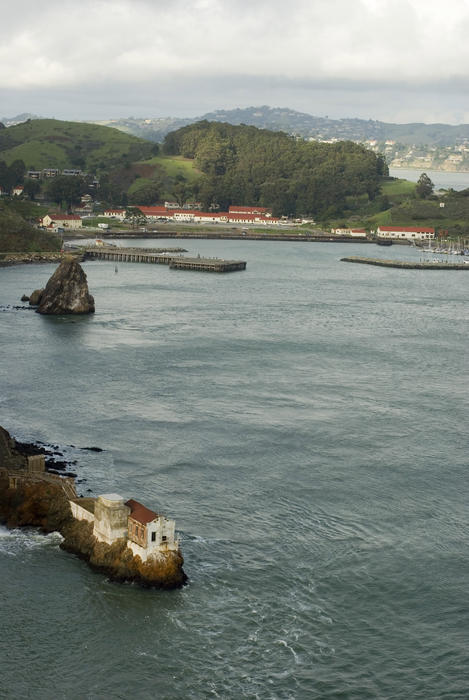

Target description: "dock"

left=169, top=257, right=246, bottom=273
left=84, top=246, right=246, bottom=273
left=341, top=256, right=469, bottom=270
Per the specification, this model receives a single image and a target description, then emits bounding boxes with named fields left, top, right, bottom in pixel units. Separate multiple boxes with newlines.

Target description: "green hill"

left=0, top=202, right=61, bottom=253
left=0, top=119, right=156, bottom=172
left=163, top=121, right=387, bottom=216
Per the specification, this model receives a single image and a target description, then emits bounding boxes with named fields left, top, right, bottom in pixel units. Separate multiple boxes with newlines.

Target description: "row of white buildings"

left=103, top=204, right=288, bottom=226
left=332, top=225, right=435, bottom=241
left=39, top=206, right=436, bottom=241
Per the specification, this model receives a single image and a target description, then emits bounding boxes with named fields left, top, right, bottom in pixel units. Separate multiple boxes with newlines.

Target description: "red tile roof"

left=125, top=499, right=158, bottom=524
left=229, top=205, right=270, bottom=213
left=138, top=206, right=168, bottom=216
left=42, top=213, right=81, bottom=221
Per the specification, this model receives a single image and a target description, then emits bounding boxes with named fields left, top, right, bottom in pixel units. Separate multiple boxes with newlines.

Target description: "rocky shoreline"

left=0, top=426, right=187, bottom=589
left=0, top=252, right=69, bottom=266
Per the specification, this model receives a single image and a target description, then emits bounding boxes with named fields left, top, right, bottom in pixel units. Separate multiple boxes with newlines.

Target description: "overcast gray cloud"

left=2, top=0, right=469, bottom=122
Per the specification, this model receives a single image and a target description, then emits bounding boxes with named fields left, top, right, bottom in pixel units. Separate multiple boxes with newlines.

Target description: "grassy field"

left=140, top=155, right=202, bottom=182
left=381, top=178, right=416, bottom=197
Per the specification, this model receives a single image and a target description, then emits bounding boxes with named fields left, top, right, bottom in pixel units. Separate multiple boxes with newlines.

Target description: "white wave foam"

left=276, top=639, right=300, bottom=664
left=0, top=526, right=63, bottom=556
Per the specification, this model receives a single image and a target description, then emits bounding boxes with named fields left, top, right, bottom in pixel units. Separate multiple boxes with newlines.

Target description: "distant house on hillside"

left=12, top=185, right=24, bottom=196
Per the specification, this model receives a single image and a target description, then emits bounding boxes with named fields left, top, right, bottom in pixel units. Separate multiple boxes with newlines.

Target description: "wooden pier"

left=84, top=246, right=246, bottom=273
left=341, top=256, right=469, bottom=270
left=169, top=257, right=246, bottom=273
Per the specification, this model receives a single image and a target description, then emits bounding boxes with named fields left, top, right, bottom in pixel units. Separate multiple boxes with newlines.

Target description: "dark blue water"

left=1, top=239, right=469, bottom=699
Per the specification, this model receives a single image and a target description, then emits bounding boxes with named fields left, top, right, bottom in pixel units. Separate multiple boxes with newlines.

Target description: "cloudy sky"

left=2, top=0, right=469, bottom=124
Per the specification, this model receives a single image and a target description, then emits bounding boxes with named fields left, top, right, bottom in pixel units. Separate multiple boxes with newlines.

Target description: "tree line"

left=163, top=121, right=388, bottom=217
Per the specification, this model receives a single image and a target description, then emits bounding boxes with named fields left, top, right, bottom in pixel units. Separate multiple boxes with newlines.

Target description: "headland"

left=0, top=426, right=186, bottom=589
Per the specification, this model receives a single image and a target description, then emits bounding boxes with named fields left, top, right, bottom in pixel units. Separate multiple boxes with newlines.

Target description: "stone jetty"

left=341, top=256, right=469, bottom=270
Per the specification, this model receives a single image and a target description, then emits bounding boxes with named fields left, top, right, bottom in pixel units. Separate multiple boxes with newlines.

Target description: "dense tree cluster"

left=163, top=121, right=387, bottom=216
left=45, top=175, right=90, bottom=208
left=0, top=159, right=25, bottom=194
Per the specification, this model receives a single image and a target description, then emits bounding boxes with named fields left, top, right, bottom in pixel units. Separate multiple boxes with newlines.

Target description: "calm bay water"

left=1, top=239, right=469, bottom=699
left=389, top=167, right=469, bottom=191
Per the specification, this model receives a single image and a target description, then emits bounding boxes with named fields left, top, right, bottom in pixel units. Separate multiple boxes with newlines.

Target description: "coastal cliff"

left=0, top=427, right=186, bottom=589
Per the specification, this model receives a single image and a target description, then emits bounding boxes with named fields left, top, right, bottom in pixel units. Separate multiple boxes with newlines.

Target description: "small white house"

left=126, top=499, right=177, bottom=561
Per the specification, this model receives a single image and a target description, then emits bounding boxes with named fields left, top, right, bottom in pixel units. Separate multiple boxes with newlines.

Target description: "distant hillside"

left=95, top=107, right=469, bottom=147
left=0, top=119, right=156, bottom=172
left=94, top=116, right=192, bottom=143
left=0, top=113, right=41, bottom=128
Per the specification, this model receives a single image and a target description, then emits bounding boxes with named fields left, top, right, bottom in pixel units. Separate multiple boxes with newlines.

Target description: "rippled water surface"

left=1, top=239, right=469, bottom=699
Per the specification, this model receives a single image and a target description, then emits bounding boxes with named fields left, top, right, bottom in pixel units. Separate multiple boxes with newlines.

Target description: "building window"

left=151, top=532, right=156, bottom=542
left=162, top=535, right=167, bottom=542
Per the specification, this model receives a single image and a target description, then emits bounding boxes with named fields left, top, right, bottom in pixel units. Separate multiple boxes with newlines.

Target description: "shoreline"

left=0, top=252, right=68, bottom=267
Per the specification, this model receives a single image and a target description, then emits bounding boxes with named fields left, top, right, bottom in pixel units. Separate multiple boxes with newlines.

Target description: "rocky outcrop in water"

left=28, top=258, right=94, bottom=314
left=28, top=288, right=44, bottom=306
left=0, top=426, right=186, bottom=589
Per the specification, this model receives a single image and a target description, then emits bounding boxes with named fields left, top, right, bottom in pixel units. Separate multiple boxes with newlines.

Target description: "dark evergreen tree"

left=416, top=172, right=434, bottom=199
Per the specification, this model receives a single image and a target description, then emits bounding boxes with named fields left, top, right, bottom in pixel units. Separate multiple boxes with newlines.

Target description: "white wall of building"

left=93, top=494, right=130, bottom=545
left=128, top=515, right=178, bottom=561
left=70, top=500, right=95, bottom=524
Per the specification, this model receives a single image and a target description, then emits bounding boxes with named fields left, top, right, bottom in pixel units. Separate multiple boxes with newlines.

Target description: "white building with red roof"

left=41, top=213, right=83, bottom=229
left=126, top=498, right=177, bottom=561
left=70, top=493, right=178, bottom=562
left=377, top=226, right=435, bottom=240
